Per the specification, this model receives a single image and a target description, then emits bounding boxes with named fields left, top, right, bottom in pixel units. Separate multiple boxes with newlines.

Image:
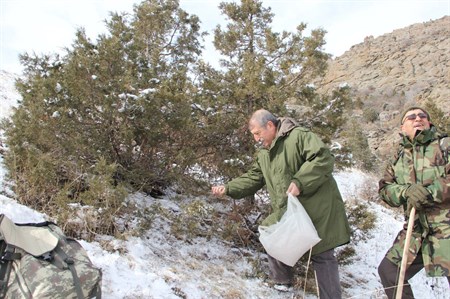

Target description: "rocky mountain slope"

left=321, top=16, right=449, bottom=108
left=319, top=16, right=449, bottom=160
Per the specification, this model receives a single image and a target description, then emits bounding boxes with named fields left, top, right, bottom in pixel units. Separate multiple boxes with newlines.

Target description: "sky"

left=1, top=0, right=449, bottom=75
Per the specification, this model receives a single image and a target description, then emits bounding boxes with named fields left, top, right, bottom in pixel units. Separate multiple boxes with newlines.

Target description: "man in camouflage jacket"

left=212, top=109, right=350, bottom=298
left=378, top=107, right=450, bottom=298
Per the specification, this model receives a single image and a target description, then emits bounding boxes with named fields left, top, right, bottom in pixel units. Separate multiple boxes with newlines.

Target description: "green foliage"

left=337, top=199, right=377, bottom=265
left=346, top=200, right=377, bottom=241
left=332, top=145, right=353, bottom=170
left=192, top=0, right=331, bottom=179
left=295, top=85, right=353, bottom=144
left=424, top=100, right=450, bottom=133
left=171, top=198, right=215, bottom=240
left=3, top=0, right=204, bottom=238
left=342, top=120, right=377, bottom=172
left=131, top=202, right=169, bottom=236
left=2, top=0, right=352, bottom=242
left=363, top=108, right=379, bottom=123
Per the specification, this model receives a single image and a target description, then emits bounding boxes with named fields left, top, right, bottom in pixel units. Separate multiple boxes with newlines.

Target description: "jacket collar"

left=264, top=117, right=297, bottom=151
left=276, top=117, right=297, bottom=138
left=400, top=125, right=440, bottom=148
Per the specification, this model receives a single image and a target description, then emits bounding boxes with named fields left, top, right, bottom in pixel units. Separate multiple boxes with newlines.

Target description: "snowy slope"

left=0, top=71, right=20, bottom=118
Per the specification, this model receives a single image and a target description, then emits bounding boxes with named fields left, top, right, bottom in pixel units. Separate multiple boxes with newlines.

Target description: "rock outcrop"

left=320, top=16, right=449, bottom=112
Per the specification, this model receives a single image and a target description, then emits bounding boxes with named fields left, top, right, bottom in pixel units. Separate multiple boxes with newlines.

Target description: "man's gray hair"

left=250, top=109, right=279, bottom=127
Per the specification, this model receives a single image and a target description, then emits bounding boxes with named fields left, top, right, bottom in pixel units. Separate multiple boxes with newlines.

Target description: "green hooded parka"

left=225, top=118, right=351, bottom=256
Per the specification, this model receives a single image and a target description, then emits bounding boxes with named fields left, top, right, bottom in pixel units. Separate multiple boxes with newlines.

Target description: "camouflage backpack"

left=0, top=214, right=102, bottom=299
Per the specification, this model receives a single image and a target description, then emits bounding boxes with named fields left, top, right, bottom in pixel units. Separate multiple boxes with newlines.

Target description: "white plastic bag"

left=258, top=193, right=321, bottom=266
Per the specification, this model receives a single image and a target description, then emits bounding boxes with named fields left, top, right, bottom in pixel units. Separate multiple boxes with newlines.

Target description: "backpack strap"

left=0, top=241, right=10, bottom=298
left=54, top=244, right=102, bottom=299
left=0, top=243, right=21, bottom=298
left=15, top=221, right=57, bottom=228
left=439, top=136, right=449, bottom=163
left=391, top=146, right=404, bottom=167
left=54, top=245, right=85, bottom=299
left=0, top=244, right=21, bottom=262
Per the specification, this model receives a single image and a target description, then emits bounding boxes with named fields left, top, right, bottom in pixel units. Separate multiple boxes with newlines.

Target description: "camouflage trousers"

left=378, top=254, right=450, bottom=299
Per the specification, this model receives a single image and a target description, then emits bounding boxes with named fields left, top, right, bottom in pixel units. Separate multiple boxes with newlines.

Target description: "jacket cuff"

left=291, top=178, right=303, bottom=193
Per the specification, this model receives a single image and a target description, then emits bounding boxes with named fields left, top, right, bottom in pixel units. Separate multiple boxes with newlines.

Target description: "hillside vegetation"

left=0, top=0, right=448, bottom=249
left=1, top=0, right=352, bottom=237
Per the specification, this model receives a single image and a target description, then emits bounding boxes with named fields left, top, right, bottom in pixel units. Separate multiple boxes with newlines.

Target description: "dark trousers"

left=268, top=249, right=342, bottom=299
left=378, top=255, right=450, bottom=299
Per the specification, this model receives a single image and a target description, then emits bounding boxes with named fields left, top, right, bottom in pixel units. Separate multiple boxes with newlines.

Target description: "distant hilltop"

left=319, top=16, right=449, bottom=113
left=317, top=16, right=449, bottom=160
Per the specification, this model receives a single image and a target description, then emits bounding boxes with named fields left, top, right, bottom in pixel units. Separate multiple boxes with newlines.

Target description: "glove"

left=405, top=184, right=433, bottom=212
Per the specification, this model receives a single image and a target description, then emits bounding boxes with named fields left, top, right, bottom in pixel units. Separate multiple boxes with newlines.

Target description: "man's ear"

left=267, top=121, right=276, bottom=129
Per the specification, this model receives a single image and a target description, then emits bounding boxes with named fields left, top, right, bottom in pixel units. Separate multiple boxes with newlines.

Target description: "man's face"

left=401, top=109, right=431, bottom=139
left=249, top=120, right=276, bottom=149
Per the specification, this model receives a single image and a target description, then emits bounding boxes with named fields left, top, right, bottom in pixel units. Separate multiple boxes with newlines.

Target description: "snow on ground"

left=0, top=156, right=309, bottom=299
left=1, top=74, right=448, bottom=298
left=0, top=71, right=20, bottom=118
left=2, top=155, right=449, bottom=298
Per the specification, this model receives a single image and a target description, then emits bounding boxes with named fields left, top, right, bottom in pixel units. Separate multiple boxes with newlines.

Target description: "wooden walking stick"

left=395, top=206, right=416, bottom=299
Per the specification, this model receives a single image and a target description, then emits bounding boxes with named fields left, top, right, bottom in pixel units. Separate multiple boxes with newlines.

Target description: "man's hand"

left=286, top=182, right=301, bottom=197
left=211, top=185, right=226, bottom=196
left=405, top=184, right=433, bottom=212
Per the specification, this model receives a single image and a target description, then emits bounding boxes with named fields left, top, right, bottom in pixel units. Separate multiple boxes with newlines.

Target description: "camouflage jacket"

left=379, top=126, right=450, bottom=277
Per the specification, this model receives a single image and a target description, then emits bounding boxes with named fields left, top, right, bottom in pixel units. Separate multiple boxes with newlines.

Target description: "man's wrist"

left=291, top=179, right=302, bottom=194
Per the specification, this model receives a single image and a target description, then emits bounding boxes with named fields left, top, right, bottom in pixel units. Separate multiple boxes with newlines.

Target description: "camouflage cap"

left=400, top=106, right=431, bottom=124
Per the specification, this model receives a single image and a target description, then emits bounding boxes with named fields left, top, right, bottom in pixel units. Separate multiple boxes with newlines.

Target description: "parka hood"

left=276, top=117, right=298, bottom=138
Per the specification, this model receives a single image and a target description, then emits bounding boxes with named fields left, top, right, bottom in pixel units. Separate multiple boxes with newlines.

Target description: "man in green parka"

left=378, top=107, right=450, bottom=298
left=212, top=109, right=351, bottom=298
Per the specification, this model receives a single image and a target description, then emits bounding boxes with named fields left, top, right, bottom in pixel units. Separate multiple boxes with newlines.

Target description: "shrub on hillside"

left=424, top=100, right=450, bottom=133
left=2, top=0, right=203, bottom=240
left=342, top=120, right=378, bottom=172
